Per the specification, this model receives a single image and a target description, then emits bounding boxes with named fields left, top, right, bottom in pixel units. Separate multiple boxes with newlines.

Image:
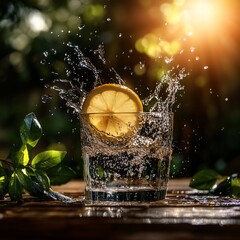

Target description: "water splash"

left=41, top=33, right=187, bottom=117
left=41, top=42, right=127, bottom=115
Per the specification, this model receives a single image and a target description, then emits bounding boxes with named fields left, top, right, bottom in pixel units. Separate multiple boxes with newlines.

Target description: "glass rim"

left=80, top=111, right=173, bottom=116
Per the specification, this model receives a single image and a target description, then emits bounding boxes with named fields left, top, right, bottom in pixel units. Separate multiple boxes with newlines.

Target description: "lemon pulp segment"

left=81, top=84, right=143, bottom=138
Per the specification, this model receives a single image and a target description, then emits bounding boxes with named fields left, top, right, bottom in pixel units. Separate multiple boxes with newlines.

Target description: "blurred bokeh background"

left=0, top=0, right=240, bottom=179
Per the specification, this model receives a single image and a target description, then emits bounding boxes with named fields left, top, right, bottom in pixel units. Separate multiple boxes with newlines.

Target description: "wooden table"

left=1, top=179, right=240, bottom=240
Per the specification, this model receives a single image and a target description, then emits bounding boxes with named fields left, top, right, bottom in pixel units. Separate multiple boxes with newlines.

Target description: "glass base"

left=84, top=189, right=166, bottom=204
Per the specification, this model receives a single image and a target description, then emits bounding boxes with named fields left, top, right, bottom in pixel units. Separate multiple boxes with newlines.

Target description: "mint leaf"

left=8, top=172, right=23, bottom=201
left=211, top=173, right=238, bottom=196
left=44, top=190, right=77, bottom=203
left=31, top=150, right=67, bottom=170
left=16, top=168, right=74, bottom=202
left=16, top=168, right=45, bottom=198
left=231, top=177, right=240, bottom=197
left=35, top=169, right=50, bottom=191
left=46, top=165, right=76, bottom=185
left=11, top=144, right=29, bottom=167
left=20, top=112, right=42, bottom=148
left=189, top=169, right=222, bottom=190
left=0, top=173, right=8, bottom=199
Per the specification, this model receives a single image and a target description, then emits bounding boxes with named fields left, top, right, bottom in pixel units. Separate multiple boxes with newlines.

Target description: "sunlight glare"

left=184, top=0, right=224, bottom=33
left=27, top=11, right=51, bottom=32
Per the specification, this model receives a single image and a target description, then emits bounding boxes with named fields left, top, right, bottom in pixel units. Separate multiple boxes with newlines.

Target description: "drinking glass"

left=80, top=112, right=173, bottom=204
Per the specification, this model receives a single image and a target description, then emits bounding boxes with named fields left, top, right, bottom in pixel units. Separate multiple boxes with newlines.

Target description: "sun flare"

left=183, top=0, right=226, bottom=35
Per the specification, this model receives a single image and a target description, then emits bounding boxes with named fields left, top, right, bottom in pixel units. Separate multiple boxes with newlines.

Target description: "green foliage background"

left=0, top=0, right=240, bottom=178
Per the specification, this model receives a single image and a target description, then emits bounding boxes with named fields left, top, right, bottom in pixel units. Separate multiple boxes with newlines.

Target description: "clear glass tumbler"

left=80, top=112, right=173, bottom=204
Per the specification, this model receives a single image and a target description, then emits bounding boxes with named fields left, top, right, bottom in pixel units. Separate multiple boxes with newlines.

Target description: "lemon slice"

left=81, top=83, right=143, bottom=139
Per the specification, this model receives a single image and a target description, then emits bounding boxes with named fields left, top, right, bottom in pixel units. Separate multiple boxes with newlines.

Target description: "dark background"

left=0, top=0, right=240, bottom=179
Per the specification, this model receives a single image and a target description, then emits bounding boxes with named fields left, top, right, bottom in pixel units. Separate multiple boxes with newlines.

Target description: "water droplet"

left=204, top=66, right=208, bottom=70
left=51, top=49, right=57, bottom=55
left=195, top=56, right=200, bottom=61
left=190, top=47, right=195, bottom=52
left=66, top=70, right=71, bottom=77
left=107, top=18, right=111, bottom=21
left=119, top=33, right=122, bottom=37
left=164, top=56, right=173, bottom=64
left=78, top=25, right=85, bottom=30
left=41, top=94, right=53, bottom=103
left=225, top=98, right=228, bottom=101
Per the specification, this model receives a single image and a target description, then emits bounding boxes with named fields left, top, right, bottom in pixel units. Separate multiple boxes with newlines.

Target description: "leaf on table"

left=20, top=112, right=42, bottom=148
left=46, top=164, right=76, bottom=185
left=44, top=190, right=77, bottom=203
left=0, top=174, right=8, bottom=199
left=16, top=168, right=45, bottom=198
left=35, top=169, right=50, bottom=191
left=231, top=176, right=240, bottom=197
left=189, top=169, right=223, bottom=190
left=211, top=173, right=239, bottom=197
left=31, top=150, right=67, bottom=170
left=8, top=172, right=23, bottom=201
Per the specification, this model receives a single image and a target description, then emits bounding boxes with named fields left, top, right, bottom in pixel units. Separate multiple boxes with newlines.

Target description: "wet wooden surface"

left=1, top=179, right=240, bottom=240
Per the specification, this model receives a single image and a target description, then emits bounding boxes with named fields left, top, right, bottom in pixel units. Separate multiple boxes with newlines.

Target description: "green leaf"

left=231, top=176, right=240, bottom=197
left=0, top=170, right=9, bottom=199
left=11, top=144, right=29, bottom=167
left=15, top=168, right=74, bottom=202
left=8, top=172, right=23, bottom=201
left=20, top=112, right=42, bottom=148
left=31, top=150, right=67, bottom=170
left=210, top=173, right=239, bottom=197
left=44, top=190, right=76, bottom=203
left=189, top=169, right=223, bottom=190
left=46, top=164, right=76, bottom=185
left=16, top=168, right=44, bottom=198
left=97, top=165, right=104, bottom=179
left=0, top=177, right=7, bottom=199
left=35, top=169, right=50, bottom=191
